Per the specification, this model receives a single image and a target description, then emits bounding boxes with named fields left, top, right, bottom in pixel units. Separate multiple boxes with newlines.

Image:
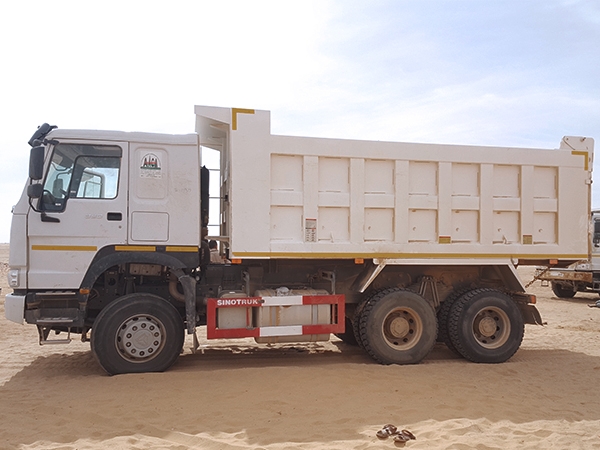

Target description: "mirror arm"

left=28, top=196, right=41, bottom=213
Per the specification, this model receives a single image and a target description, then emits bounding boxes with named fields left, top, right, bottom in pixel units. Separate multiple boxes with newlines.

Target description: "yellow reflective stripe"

left=232, top=252, right=587, bottom=260
left=114, top=245, right=198, bottom=252
left=572, top=150, right=589, bottom=170
left=166, top=246, right=198, bottom=253
left=231, top=108, right=255, bottom=130
left=114, top=246, right=156, bottom=252
left=32, top=245, right=97, bottom=252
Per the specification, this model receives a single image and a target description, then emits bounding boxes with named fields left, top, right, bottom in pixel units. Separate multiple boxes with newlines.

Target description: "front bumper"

left=4, top=293, right=25, bottom=324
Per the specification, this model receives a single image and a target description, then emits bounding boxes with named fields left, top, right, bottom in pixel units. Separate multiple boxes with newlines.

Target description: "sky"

left=1, top=0, right=599, bottom=243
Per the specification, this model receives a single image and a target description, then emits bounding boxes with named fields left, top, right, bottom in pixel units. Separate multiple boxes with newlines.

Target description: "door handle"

left=107, top=212, right=122, bottom=221
left=41, top=212, right=60, bottom=223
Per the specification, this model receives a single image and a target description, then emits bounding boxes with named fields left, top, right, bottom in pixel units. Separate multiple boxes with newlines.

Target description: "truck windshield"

left=40, top=143, right=122, bottom=212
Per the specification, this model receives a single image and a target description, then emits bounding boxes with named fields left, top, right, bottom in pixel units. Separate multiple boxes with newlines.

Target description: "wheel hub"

left=382, top=307, right=422, bottom=350
left=471, top=306, right=511, bottom=349
left=478, top=316, right=498, bottom=337
left=117, top=315, right=163, bottom=362
left=389, top=316, right=410, bottom=338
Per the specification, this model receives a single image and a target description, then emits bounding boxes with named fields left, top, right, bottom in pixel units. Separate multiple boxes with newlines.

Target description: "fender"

left=79, top=246, right=196, bottom=289
left=78, top=246, right=199, bottom=328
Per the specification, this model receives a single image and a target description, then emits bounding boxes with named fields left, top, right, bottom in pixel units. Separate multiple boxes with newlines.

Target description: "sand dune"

left=1, top=244, right=600, bottom=449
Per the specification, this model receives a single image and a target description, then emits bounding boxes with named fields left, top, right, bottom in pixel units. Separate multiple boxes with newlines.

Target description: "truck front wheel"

left=91, top=293, right=184, bottom=375
left=447, top=289, right=524, bottom=363
left=358, top=288, right=437, bottom=365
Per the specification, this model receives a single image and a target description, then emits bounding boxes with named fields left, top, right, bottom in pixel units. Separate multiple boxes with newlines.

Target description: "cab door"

left=27, top=140, right=128, bottom=289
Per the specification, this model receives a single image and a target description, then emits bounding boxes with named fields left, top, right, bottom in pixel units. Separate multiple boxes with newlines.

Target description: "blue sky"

left=1, top=0, right=599, bottom=242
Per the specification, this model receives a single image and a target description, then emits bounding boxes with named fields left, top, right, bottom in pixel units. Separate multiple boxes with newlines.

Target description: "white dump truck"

left=5, top=105, right=594, bottom=374
left=535, top=209, right=600, bottom=298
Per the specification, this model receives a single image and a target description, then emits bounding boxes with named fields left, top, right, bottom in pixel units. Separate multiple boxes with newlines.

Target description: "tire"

left=551, top=282, right=576, bottom=299
left=334, top=316, right=359, bottom=346
left=352, top=298, right=371, bottom=349
left=447, top=288, right=524, bottom=363
left=358, top=288, right=437, bottom=365
left=437, top=288, right=471, bottom=356
left=91, top=293, right=185, bottom=375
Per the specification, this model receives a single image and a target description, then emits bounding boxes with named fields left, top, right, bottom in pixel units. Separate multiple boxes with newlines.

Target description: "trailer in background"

left=536, top=210, right=600, bottom=298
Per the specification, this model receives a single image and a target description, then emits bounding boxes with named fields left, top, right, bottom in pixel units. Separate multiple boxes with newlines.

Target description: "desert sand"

left=1, top=244, right=600, bottom=449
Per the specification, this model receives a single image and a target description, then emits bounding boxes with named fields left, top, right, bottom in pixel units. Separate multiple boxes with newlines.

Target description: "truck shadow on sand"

left=1, top=345, right=600, bottom=448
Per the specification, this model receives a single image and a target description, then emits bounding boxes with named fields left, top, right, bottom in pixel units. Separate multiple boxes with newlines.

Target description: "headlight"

left=8, top=269, right=19, bottom=287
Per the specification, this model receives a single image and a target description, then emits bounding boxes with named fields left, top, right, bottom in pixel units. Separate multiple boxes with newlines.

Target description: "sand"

left=1, top=244, right=600, bottom=449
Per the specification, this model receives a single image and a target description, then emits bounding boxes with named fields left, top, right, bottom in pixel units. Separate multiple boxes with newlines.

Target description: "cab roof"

left=47, top=129, right=199, bottom=146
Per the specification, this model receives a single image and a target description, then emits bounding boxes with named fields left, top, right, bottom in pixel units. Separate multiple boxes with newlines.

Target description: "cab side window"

left=71, top=156, right=120, bottom=199
left=41, top=143, right=122, bottom=212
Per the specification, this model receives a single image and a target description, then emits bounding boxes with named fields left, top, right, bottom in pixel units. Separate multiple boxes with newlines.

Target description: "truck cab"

left=7, top=127, right=203, bottom=338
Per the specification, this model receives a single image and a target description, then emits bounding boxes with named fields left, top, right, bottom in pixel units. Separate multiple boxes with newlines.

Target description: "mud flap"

left=518, top=303, right=543, bottom=325
left=179, top=274, right=197, bottom=334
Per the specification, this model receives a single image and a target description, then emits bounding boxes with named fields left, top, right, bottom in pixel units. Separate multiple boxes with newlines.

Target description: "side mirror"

left=27, top=184, right=43, bottom=199
left=28, top=123, right=57, bottom=147
left=29, top=146, right=45, bottom=180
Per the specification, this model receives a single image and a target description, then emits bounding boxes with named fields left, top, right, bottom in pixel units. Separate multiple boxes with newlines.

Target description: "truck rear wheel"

left=437, top=288, right=471, bottom=356
left=351, top=298, right=371, bottom=349
left=358, top=288, right=437, bottom=365
left=91, top=293, right=184, bottom=375
left=447, top=288, right=524, bottom=363
left=334, top=316, right=359, bottom=346
left=551, top=282, right=576, bottom=298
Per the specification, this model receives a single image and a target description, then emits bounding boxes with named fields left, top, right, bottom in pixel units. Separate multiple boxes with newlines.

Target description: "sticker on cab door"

left=140, top=153, right=162, bottom=179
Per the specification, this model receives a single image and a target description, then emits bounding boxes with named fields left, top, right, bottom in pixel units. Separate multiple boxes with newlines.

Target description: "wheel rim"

left=381, top=307, right=423, bottom=350
left=115, top=314, right=166, bottom=363
left=471, top=306, right=510, bottom=349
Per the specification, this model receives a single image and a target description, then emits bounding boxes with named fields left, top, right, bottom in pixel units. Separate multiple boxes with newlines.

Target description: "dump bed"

left=195, top=106, right=593, bottom=264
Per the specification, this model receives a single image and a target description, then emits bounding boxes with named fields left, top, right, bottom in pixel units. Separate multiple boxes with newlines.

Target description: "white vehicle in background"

left=4, top=105, right=594, bottom=374
left=536, top=210, right=600, bottom=298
